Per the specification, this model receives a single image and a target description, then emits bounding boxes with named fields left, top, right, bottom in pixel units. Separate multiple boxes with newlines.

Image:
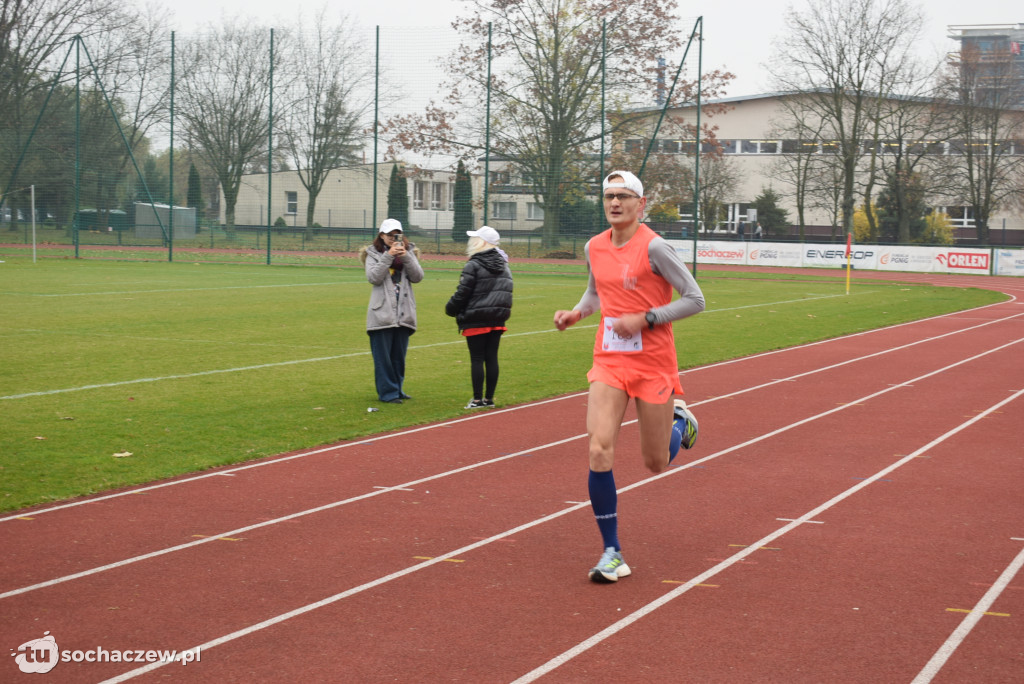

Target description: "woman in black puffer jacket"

left=445, top=226, right=513, bottom=408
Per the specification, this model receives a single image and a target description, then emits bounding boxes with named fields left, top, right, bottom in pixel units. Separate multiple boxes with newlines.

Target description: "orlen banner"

left=874, top=246, right=990, bottom=274
left=935, top=249, right=990, bottom=274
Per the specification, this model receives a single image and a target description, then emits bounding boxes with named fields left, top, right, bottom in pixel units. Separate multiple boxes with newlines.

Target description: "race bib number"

left=601, top=317, right=643, bottom=352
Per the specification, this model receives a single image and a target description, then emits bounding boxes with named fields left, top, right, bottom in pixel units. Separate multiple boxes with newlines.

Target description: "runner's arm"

left=646, top=237, right=705, bottom=324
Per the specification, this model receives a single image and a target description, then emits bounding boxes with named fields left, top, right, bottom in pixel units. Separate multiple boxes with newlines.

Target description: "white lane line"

left=682, top=304, right=1023, bottom=379
left=910, top=541, right=1024, bottom=684
left=511, top=388, right=1024, bottom=684
left=101, top=388, right=1024, bottom=683
left=5, top=338, right=1021, bottom=600
left=0, top=433, right=584, bottom=600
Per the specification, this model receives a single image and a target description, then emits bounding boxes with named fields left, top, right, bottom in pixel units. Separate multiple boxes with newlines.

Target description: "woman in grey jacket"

left=360, top=219, right=424, bottom=404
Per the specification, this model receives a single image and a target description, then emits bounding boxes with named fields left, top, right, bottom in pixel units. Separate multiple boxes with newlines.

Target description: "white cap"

left=467, top=225, right=500, bottom=245
left=603, top=170, right=644, bottom=198
left=379, top=218, right=403, bottom=234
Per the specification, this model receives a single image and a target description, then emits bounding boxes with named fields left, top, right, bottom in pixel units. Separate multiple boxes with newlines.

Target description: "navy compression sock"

left=669, top=418, right=683, bottom=464
left=588, top=469, right=619, bottom=551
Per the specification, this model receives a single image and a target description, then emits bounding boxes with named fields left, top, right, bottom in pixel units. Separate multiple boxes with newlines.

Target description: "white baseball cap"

left=379, top=218, right=403, bottom=234
left=603, top=170, right=644, bottom=198
left=467, top=225, right=500, bottom=245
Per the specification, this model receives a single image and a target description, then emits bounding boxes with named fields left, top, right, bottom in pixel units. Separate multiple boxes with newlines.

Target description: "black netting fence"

left=0, top=11, right=706, bottom=264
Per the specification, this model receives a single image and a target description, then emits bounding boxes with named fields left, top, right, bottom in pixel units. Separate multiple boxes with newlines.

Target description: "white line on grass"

left=8, top=281, right=363, bottom=297
left=2, top=293, right=1015, bottom=402
left=4, top=337, right=1020, bottom=601
left=99, top=386, right=1024, bottom=683
left=0, top=324, right=601, bottom=400
left=3, top=307, right=1021, bottom=520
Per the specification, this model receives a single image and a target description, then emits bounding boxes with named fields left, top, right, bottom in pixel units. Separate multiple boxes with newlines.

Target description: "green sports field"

left=0, top=256, right=1004, bottom=511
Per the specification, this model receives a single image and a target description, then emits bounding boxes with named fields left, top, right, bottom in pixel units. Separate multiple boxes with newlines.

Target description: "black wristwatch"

left=645, top=311, right=657, bottom=330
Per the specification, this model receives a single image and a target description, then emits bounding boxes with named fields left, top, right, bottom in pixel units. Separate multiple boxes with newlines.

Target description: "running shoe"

left=465, top=398, right=488, bottom=409
left=588, top=547, right=631, bottom=583
left=673, top=399, right=699, bottom=449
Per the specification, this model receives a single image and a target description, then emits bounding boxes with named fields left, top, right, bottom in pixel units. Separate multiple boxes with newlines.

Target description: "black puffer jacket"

left=445, top=248, right=513, bottom=330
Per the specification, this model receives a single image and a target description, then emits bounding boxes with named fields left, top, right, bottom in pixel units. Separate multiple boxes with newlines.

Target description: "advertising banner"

left=876, top=246, right=940, bottom=273
left=747, top=242, right=803, bottom=268
left=662, top=239, right=1020, bottom=277
left=802, top=244, right=879, bottom=270
left=994, top=250, right=1024, bottom=277
left=696, top=241, right=747, bottom=266
left=934, top=249, right=991, bottom=275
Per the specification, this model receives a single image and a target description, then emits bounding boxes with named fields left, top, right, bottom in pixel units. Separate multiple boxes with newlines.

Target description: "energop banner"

left=665, top=239, right=1018, bottom=276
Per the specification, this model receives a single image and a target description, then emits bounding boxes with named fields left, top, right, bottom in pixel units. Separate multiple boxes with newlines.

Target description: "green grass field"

left=0, top=255, right=1005, bottom=512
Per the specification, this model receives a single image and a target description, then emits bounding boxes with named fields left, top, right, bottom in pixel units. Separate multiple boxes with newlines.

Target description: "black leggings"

left=465, top=330, right=503, bottom=400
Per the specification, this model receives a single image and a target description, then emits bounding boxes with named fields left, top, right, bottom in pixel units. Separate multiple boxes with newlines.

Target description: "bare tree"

left=176, top=20, right=279, bottom=230
left=693, top=154, right=742, bottom=235
left=931, top=42, right=1024, bottom=243
left=383, top=0, right=731, bottom=247
left=807, top=153, right=844, bottom=238
left=769, top=0, right=925, bottom=238
left=76, top=5, right=174, bottom=220
left=866, top=91, right=945, bottom=243
left=279, top=9, right=373, bottom=233
left=0, top=0, right=131, bottom=222
left=770, top=97, right=831, bottom=240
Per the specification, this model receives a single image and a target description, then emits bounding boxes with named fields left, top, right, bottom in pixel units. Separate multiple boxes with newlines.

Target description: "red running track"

left=2, top=270, right=1023, bottom=683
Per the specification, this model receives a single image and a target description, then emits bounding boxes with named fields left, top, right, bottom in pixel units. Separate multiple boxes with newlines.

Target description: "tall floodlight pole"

left=169, top=31, right=175, bottom=262
left=266, top=28, right=274, bottom=265
left=691, top=17, right=703, bottom=276
left=372, top=27, right=379, bottom=228
left=31, top=185, right=36, bottom=263
left=483, top=23, right=492, bottom=224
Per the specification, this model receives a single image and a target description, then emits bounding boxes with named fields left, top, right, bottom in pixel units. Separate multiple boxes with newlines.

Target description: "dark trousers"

left=368, top=326, right=412, bottom=402
left=465, top=330, right=503, bottom=400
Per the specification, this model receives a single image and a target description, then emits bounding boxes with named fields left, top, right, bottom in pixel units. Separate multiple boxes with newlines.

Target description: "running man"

left=554, top=170, right=705, bottom=583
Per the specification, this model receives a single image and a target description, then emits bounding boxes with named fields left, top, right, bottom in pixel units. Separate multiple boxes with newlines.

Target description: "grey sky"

left=163, top=0, right=1012, bottom=97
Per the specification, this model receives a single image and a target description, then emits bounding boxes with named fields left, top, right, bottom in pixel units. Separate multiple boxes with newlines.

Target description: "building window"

left=740, top=139, right=779, bottom=154
left=947, top=140, right=967, bottom=155
left=492, top=202, right=517, bottom=220
left=782, top=139, right=814, bottom=154
left=431, top=183, right=444, bottom=210
left=414, top=181, right=427, bottom=209
left=527, top=203, right=544, bottom=220
left=448, top=183, right=455, bottom=211
left=285, top=191, right=297, bottom=215
left=943, top=206, right=975, bottom=227
left=490, top=170, right=511, bottom=186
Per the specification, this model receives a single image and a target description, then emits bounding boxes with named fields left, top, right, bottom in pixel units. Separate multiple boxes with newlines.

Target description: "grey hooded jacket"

left=360, top=244, right=425, bottom=331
